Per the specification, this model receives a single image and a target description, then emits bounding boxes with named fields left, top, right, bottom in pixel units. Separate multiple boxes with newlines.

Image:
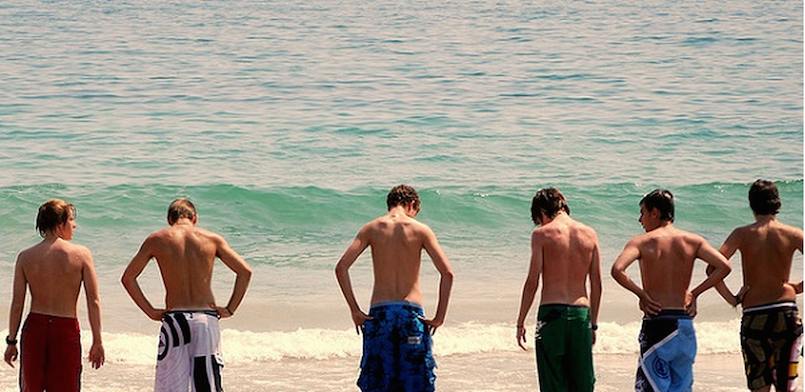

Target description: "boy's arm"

left=81, top=248, right=105, bottom=369
left=516, top=231, right=544, bottom=350
left=611, top=239, right=662, bottom=316
left=335, top=227, right=372, bottom=334
left=588, top=240, right=603, bottom=344
left=4, top=255, right=27, bottom=367
left=790, top=228, right=803, bottom=294
left=708, top=265, right=741, bottom=307
left=214, top=236, right=252, bottom=318
left=421, top=227, right=454, bottom=334
left=688, top=239, right=732, bottom=316
left=709, top=231, right=741, bottom=306
left=121, top=238, right=164, bottom=321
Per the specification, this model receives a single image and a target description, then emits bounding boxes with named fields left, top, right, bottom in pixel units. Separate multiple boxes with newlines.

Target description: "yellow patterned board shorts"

left=741, top=302, right=803, bottom=392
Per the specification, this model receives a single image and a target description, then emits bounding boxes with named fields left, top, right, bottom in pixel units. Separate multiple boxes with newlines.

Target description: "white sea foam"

left=62, top=319, right=742, bottom=366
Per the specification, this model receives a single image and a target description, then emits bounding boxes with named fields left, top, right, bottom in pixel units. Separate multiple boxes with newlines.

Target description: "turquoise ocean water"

left=0, top=1, right=802, bottom=391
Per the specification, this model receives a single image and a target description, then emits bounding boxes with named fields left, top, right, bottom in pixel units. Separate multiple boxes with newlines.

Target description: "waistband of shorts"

left=164, top=310, right=219, bottom=317
left=539, top=303, right=589, bottom=310
left=369, top=301, right=424, bottom=311
left=26, top=312, right=79, bottom=325
left=743, top=301, right=798, bottom=314
left=644, top=309, right=691, bottom=320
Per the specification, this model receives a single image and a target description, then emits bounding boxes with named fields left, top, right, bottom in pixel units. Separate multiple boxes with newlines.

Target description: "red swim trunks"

left=20, top=313, right=82, bottom=392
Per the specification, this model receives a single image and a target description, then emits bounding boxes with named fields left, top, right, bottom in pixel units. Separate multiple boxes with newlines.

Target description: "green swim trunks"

left=534, top=304, right=595, bottom=392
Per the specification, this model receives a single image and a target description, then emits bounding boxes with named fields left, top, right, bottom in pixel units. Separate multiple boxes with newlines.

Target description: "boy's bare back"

left=144, top=224, right=223, bottom=310
left=535, top=214, right=599, bottom=306
left=611, top=189, right=731, bottom=317
left=16, top=238, right=92, bottom=318
left=723, top=218, right=803, bottom=307
left=363, top=212, right=431, bottom=306
left=630, top=226, right=704, bottom=309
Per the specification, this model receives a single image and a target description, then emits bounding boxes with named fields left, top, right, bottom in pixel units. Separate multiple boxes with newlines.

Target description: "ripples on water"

left=0, top=1, right=801, bottom=189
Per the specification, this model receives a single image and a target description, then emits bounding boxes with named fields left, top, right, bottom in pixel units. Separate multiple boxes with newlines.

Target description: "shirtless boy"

left=516, top=187, right=602, bottom=392
left=335, top=185, right=454, bottom=392
left=611, top=189, right=731, bottom=392
left=710, top=179, right=803, bottom=392
left=5, top=199, right=104, bottom=391
left=122, top=198, right=252, bottom=392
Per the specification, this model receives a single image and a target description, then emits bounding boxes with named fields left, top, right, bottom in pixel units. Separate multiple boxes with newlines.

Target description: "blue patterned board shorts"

left=636, top=310, right=696, bottom=392
left=358, top=302, right=436, bottom=392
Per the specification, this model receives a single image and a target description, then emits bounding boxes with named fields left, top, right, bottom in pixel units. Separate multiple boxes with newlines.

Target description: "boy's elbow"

left=609, top=265, right=620, bottom=279
left=334, top=262, right=349, bottom=279
left=610, top=267, right=629, bottom=286
left=240, top=266, right=253, bottom=281
left=88, top=297, right=102, bottom=311
left=120, top=275, right=132, bottom=289
left=121, top=272, right=140, bottom=293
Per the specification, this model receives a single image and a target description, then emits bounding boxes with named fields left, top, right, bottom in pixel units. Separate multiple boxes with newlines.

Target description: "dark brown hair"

left=748, top=179, right=781, bottom=215
left=386, top=185, right=421, bottom=212
left=531, top=188, right=570, bottom=224
left=640, top=189, right=675, bottom=222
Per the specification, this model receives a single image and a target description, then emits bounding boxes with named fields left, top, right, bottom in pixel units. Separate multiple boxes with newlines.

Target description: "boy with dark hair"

left=336, top=185, right=453, bottom=392
left=530, top=187, right=571, bottom=222
left=386, top=184, right=421, bottom=212
left=517, top=187, right=602, bottom=392
left=612, top=189, right=731, bottom=392
left=711, top=179, right=803, bottom=392
left=640, top=189, right=675, bottom=222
